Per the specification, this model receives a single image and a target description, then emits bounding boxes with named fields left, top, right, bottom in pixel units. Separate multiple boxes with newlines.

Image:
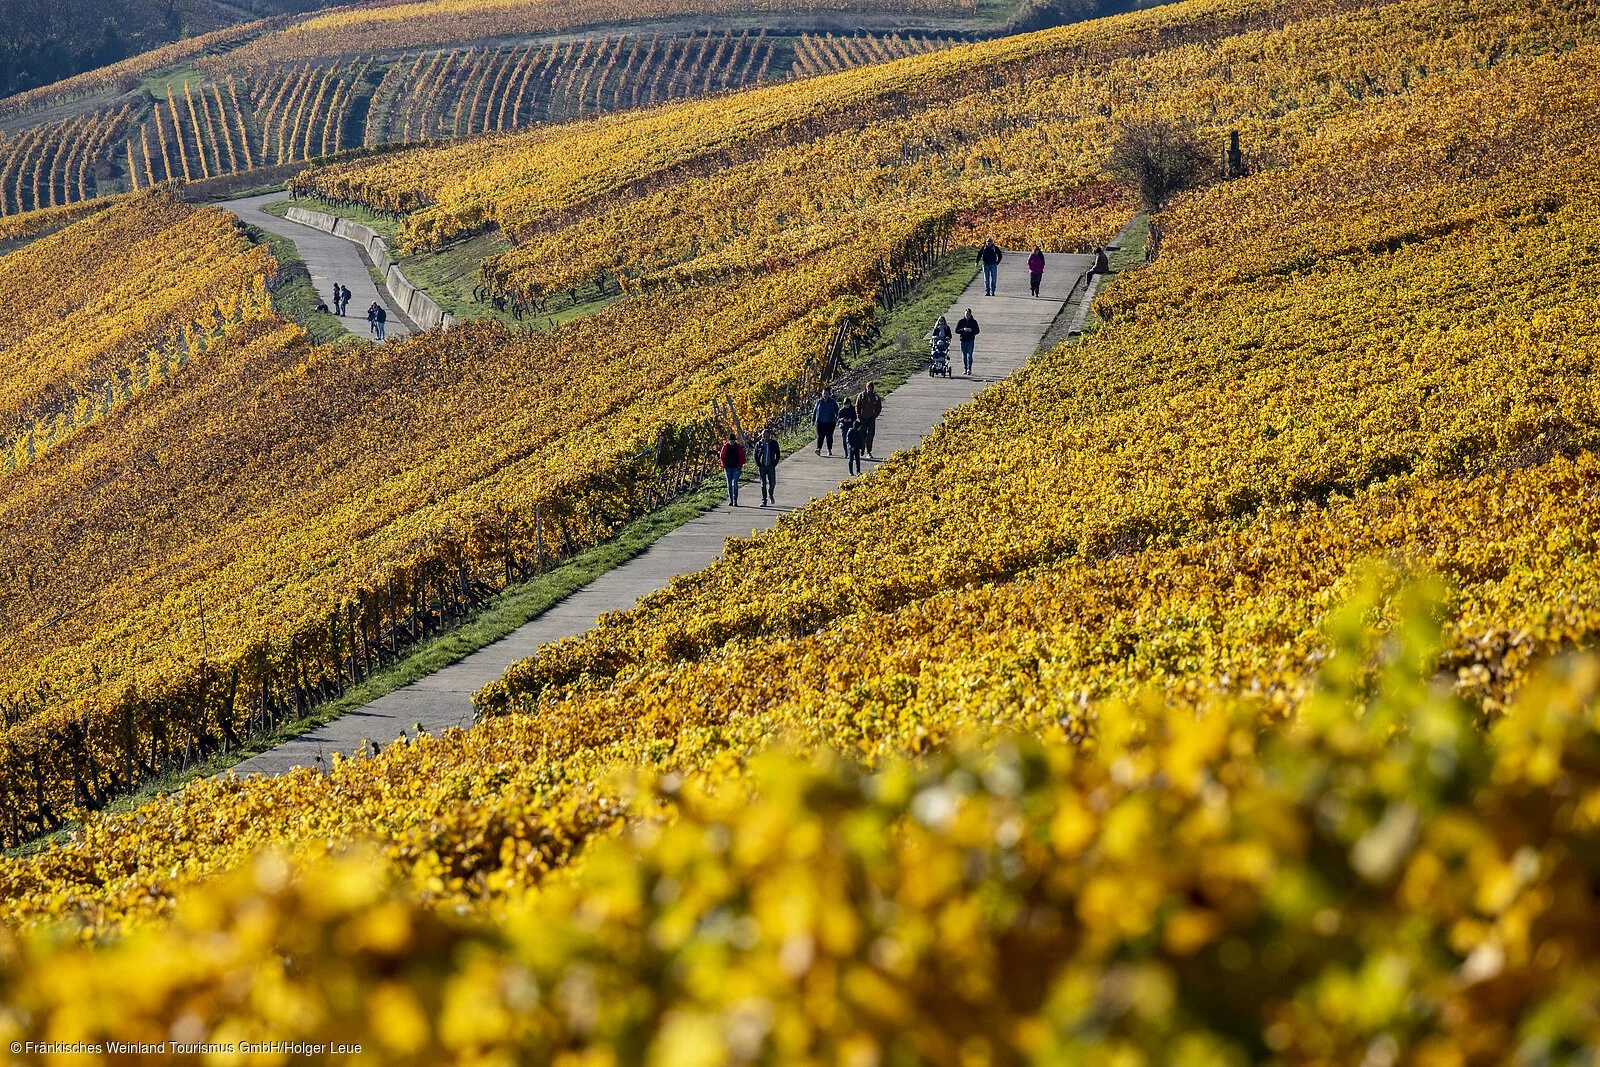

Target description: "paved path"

left=229, top=250, right=1093, bottom=775
left=224, top=193, right=414, bottom=341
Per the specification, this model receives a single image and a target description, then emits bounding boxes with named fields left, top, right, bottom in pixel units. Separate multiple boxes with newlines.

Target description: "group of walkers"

left=978, top=238, right=1110, bottom=300
left=327, top=283, right=353, bottom=317
left=712, top=237, right=1116, bottom=509
left=715, top=381, right=887, bottom=507
left=327, top=282, right=389, bottom=340
left=718, top=427, right=782, bottom=508
left=813, top=382, right=884, bottom=474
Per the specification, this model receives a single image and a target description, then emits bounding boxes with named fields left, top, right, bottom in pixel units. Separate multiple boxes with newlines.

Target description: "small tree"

left=1107, top=118, right=1210, bottom=210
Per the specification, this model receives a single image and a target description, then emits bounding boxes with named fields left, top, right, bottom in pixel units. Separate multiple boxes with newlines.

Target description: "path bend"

left=224, top=193, right=414, bottom=341
left=228, top=249, right=1094, bottom=776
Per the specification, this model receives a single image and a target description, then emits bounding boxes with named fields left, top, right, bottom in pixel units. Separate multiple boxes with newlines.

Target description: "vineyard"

left=0, top=193, right=273, bottom=475
left=0, top=28, right=957, bottom=216
left=4, top=0, right=1600, bottom=1058
left=219, top=0, right=986, bottom=65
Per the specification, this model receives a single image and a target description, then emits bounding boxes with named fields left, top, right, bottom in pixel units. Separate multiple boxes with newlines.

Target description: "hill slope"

left=3, top=0, right=1600, bottom=1059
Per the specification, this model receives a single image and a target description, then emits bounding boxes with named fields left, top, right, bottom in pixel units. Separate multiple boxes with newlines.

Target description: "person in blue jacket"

left=814, top=385, right=839, bottom=456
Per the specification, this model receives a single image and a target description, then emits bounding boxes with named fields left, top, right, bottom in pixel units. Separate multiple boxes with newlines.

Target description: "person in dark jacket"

left=856, top=381, right=883, bottom=459
left=838, top=395, right=857, bottom=446
left=955, top=310, right=980, bottom=375
left=978, top=239, right=1004, bottom=296
left=754, top=428, right=780, bottom=506
left=1027, top=246, right=1046, bottom=297
left=814, top=386, right=839, bottom=456
left=374, top=304, right=388, bottom=341
left=367, top=303, right=380, bottom=337
left=719, top=431, right=746, bottom=506
left=1092, top=244, right=1111, bottom=276
left=845, top=419, right=867, bottom=477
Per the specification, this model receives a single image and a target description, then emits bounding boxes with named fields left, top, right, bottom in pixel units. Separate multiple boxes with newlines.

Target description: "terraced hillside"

left=0, top=0, right=1065, bottom=217
left=0, top=29, right=966, bottom=213
left=5, top=0, right=1600, bottom=1058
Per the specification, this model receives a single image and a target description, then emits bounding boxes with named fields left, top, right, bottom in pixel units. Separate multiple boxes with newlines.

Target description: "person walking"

left=955, top=309, right=980, bottom=376
left=814, top=385, right=839, bottom=456
left=856, top=381, right=883, bottom=459
left=1027, top=246, right=1046, bottom=297
left=845, top=418, right=866, bottom=477
left=374, top=304, right=388, bottom=341
left=933, top=315, right=953, bottom=347
left=339, top=284, right=351, bottom=316
left=366, top=302, right=379, bottom=338
left=838, top=393, right=857, bottom=452
left=719, top=430, right=746, bottom=506
left=977, top=239, right=1004, bottom=296
left=754, top=427, right=780, bottom=506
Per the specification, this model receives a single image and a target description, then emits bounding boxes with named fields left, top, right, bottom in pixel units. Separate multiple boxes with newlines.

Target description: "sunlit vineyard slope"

left=0, top=0, right=1594, bottom=913
left=4, top=0, right=1600, bottom=1056
left=221, top=0, right=988, bottom=65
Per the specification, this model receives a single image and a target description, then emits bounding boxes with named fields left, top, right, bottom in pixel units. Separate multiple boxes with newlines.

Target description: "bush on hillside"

left=1108, top=118, right=1211, bottom=210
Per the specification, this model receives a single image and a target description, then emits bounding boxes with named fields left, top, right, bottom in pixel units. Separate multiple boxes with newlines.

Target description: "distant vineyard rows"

left=0, top=30, right=953, bottom=217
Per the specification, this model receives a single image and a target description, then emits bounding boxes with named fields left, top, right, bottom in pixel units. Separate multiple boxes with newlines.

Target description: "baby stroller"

left=929, top=332, right=952, bottom=378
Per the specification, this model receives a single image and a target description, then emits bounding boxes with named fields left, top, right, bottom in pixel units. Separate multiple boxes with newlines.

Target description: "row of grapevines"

left=220, top=0, right=983, bottom=66
left=0, top=106, right=131, bottom=216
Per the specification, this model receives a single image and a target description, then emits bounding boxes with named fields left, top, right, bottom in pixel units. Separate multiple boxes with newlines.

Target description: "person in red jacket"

left=1027, top=246, right=1046, bottom=297
left=719, top=431, right=747, bottom=507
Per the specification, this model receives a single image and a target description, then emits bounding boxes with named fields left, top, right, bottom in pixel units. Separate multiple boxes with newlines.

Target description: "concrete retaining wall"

left=284, top=206, right=457, bottom=331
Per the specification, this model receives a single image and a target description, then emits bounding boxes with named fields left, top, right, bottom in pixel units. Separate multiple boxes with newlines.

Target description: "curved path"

left=224, top=193, right=414, bottom=341
left=229, top=250, right=1094, bottom=775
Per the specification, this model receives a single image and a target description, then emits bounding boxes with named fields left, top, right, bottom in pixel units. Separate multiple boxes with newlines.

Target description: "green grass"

left=137, top=62, right=203, bottom=101
left=1108, top=213, right=1153, bottom=272
left=241, top=222, right=354, bottom=344
left=399, top=231, right=629, bottom=330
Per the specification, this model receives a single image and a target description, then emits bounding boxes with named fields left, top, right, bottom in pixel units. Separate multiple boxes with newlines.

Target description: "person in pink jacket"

left=1027, top=246, right=1046, bottom=297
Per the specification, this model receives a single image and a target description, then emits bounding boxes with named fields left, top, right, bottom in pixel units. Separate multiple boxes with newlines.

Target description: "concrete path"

left=229, top=250, right=1093, bottom=775
left=224, top=193, right=414, bottom=342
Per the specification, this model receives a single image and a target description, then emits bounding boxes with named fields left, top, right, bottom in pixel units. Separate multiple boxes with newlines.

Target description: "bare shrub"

left=1107, top=118, right=1210, bottom=210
